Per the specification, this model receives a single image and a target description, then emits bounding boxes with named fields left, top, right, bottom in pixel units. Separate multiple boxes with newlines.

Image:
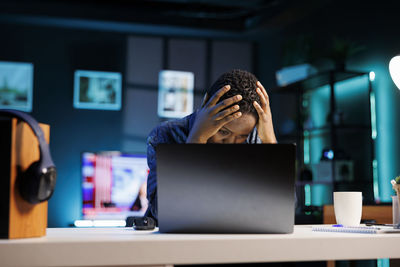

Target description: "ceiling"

left=0, top=0, right=330, bottom=32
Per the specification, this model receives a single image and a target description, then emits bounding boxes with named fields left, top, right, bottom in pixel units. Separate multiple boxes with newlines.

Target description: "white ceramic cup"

left=333, top=192, right=362, bottom=227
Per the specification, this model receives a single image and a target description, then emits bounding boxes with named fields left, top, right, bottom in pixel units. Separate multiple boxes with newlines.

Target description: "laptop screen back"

left=157, top=144, right=296, bottom=234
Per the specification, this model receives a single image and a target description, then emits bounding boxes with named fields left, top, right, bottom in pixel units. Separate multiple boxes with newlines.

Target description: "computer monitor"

left=81, top=151, right=149, bottom=221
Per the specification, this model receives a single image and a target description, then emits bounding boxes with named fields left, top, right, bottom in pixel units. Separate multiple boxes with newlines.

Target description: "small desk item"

left=312, top=225, right=400, bottom=234
left=157, top=144, right=296, bottom=234
left=0, top=118, right=50, bottom=239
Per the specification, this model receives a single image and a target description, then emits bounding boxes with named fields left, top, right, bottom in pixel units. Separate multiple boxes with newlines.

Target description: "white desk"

left=1, top=225, right=399, bottom=267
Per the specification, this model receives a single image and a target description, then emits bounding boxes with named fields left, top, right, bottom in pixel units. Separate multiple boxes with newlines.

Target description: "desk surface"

left=1, top=225, right=399, bottom=267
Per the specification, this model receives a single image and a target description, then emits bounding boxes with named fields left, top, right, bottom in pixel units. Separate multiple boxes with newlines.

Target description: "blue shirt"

left=144, top=111, right=261, bottom=223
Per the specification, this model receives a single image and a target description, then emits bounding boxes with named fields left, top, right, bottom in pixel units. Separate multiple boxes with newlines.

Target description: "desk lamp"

left=389, top=55, right=400, bottom=89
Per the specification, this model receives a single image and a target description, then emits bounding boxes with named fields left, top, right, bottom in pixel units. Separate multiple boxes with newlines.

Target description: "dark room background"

left=0, top=0, right=400, bottom=228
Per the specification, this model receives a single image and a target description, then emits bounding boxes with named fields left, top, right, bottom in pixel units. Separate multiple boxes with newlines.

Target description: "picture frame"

left=73, top=70, right=122, bottom=110
left=158, top=70, right=194, bottom=118
left=0, top=61, right=33, bottom=112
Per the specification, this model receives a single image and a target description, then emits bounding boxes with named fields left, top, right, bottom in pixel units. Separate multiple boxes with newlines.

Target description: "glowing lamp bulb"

left=369, top=71, right=375, bottom=81
left=389, top=56, right=400, bottom=90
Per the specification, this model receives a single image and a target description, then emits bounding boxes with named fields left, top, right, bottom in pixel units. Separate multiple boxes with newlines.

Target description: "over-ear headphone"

left=0, top=109, right=57, bottom=204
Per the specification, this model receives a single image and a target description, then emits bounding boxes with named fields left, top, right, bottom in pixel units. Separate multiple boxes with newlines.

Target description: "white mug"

left=333, top=192, right=362, bottom=227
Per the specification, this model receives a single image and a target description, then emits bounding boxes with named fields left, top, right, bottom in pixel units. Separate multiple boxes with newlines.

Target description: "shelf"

left=270, top=70, right=369, bottom=94
left=296, top=180, right=372, bottom=186
left=278, top=124, right=371, bottom=139
left=305, top=124, right=371, bottom=134
left=273, top=69, right=374, bottom=204
left=296, top=181, right=332, bottom=186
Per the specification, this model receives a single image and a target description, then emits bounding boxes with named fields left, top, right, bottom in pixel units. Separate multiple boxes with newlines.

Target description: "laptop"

left=156, top=144, right=296, bottom=234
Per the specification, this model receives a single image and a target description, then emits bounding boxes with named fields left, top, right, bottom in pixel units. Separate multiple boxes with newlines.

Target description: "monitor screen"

left=81, top=152, right=148, bottom=220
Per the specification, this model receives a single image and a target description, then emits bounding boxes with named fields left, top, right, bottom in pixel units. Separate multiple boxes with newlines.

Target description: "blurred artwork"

left=0, top=61, right=33, bottom=112
left=158, top=70, right=194, bottom=118
left=74, top=70, right=122, bottom=110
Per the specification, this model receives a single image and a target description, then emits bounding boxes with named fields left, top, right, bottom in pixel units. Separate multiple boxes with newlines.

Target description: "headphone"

left=0, top=109, right=57, bottom=204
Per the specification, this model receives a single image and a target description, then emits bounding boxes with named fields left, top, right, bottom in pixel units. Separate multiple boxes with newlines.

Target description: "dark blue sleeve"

left=145, top=127, right=159, bottom=223
left=143, top=114, right=194, bottom=224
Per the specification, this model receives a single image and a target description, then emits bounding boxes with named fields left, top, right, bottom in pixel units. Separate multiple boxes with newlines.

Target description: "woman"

left=145, top=69, right=277, bottom=223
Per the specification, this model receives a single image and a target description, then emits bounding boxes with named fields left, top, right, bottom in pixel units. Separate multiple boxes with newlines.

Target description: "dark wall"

left=3, top=1, right=400, bottom=226
left=0, top=24, right=126, bottom=226
left=0, top=22, right=255, bottom=226
left=256, top=1, right=400, bottom=203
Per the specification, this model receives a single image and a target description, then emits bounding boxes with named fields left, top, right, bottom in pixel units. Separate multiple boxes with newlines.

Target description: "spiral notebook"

left=312, top=225, right=400, bottom=234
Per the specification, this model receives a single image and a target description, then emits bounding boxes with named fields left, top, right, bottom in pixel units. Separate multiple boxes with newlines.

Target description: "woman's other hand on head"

left=253, top=81, right=277, bottom=144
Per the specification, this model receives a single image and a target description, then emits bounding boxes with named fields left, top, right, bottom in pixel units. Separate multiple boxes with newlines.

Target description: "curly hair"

left=206, top=69, right=260, bottom=119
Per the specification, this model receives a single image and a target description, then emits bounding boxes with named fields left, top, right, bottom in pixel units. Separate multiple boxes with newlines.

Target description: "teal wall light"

left=374, top=63, right=398, bottom=203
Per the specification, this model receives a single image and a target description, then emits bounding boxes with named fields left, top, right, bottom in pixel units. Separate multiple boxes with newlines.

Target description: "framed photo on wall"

left=0, top=61, right=33, bottom=112
left=158, top=70, right=194, bottom=118
left=74, top=70, right=122, bottom=110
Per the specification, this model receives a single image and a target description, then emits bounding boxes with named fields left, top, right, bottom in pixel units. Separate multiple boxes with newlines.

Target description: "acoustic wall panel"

left=122, top=88, right=159, bottom=138
left=126, top=36, right=163, bottom=86
left=168, top=39, right=207, bottom=91
left=211, top=41, right=253, bottom=83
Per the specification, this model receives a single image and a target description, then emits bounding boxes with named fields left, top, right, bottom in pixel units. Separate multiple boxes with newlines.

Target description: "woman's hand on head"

left=187, top=85, right=243, bottom=144
left=253, top=81, right=277, bottom=144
